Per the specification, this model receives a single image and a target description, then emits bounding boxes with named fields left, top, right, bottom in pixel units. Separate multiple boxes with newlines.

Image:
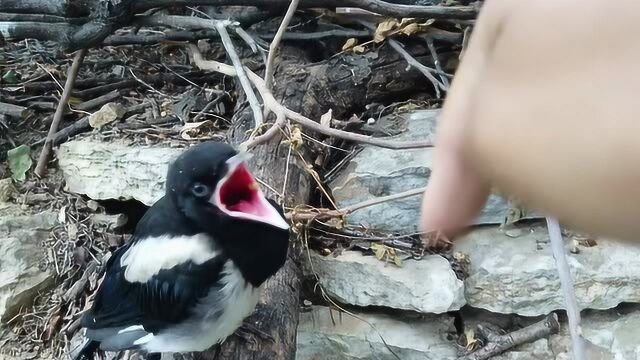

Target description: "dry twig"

left=35, top=48, right=87, bottom=177
left=287, top=186, right=426, bottom=222
left=213, top=21, right=264, bottom=128
left=264, top=0, right=300, bottom=90
left=189, top=45, right=433, bottom=149
left=459, top=313, right=560, bottom=360
left=546, top=217, right=586, bottom=360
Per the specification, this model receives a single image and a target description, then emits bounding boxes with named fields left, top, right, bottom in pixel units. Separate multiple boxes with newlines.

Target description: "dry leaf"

left=179, top=120, right=215, bottom=140
left=393, top=253, right=403, bottom=267
left=352, top=45, right=367, bottom=54
left=374, top=19, right=399, bottom=43
left=371, top=243, right=387, bottom=260
left=285, top=126, right=304, bottom=150
left=320, top=109, right=333, bottom=128
left=464, top=328, right=480, bottom=351
left=342, top=38, right=359, bottom=51
left=401, top=23, right=420, bottom=35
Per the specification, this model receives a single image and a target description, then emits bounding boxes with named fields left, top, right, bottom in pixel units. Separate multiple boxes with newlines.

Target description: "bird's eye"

left=191, top=183, right=210, bottom=198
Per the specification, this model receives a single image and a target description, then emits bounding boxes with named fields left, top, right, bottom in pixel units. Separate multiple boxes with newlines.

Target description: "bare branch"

left=547, top=217, right=587, bottom=360
left=35, top=48, right=87, bottom=177
left=264, top=0, right=300, bottom=90
left=190, top=45, right=433, bottom=150
left=213, top=21, right=264, bottom=128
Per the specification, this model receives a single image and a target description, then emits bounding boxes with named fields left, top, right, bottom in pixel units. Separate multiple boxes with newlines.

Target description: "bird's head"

left=165, top=141, right=289, bottom=232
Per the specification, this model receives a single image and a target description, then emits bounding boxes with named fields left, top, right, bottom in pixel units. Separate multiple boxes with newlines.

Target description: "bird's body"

left=74, top=142, right=289, bottom=359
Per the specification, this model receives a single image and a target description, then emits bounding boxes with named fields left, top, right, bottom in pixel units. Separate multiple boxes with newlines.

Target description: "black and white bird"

left=74, top=141, right=290, bottom=360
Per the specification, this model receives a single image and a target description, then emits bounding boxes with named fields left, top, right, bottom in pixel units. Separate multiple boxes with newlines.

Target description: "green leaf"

left=7, top=145, right=32, bottom=182
left=2, top=70, right=20, bottom=84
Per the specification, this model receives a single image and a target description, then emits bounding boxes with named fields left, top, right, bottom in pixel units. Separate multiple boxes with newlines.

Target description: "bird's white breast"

left=141, top=260, right=261, bottom=353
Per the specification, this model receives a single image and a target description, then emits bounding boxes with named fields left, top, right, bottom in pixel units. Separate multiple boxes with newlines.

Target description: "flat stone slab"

left=0, top=204, right=57, bottom=323
left=296, top=306, right=458, bottom=360
left=304, top=250, right=465, bottom=313
left=329, top=109, right=540, bottom=233
left=57, top=139, right=182, bottom=206
left=455, top=224, right=640, bottom=316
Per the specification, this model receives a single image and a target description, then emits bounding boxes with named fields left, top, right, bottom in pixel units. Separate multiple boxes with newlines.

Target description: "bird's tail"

left=72, top=340, right=100, bottom=360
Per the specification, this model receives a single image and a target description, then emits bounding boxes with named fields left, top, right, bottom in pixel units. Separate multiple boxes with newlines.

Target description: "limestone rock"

left=304, top=250, right=465, bottom=313
left=329, top=110, right=540, bottom=233
left=455, top=224, right=640, bottom=316
left=57, top=139, right=182, bottom=206
left=296, top=306, right=458, bottom=360
left=0, top=204, right=57, bottom=323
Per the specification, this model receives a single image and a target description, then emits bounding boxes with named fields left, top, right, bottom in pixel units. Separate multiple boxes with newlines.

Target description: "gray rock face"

left=0, top=204, right=57, bottom=323
left=296, top=305, right=640, bottom=360
left=455, top=224, right=640, bottom=316
left=296, top=306, right=458, bottom=360
left=57, top=139, right=182, bottom=206
left=304, top=251, right=465, bottom=313
left=329, top=110, right=539, bottom=233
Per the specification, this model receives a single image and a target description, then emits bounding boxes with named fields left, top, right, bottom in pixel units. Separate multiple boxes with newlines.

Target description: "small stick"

left=287, top=186, right=426, bottom=222
left=264, top=0, right=300, bottom=90
left=546, top=217, right=586, bottom=360
left=35, top=48, right=87, bottom=178
left=213, top=21, right=264, bottom=128
left=459, top=313, right=560, bottom=360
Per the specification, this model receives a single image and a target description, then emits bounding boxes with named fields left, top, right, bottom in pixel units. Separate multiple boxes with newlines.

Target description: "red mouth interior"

left=219, top=164, right=270, bottom=217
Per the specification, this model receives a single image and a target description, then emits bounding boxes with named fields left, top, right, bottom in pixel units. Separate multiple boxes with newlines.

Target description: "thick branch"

left=35, top=48, right=87, bottom=177
left=135, top=0, right=478, bottom=19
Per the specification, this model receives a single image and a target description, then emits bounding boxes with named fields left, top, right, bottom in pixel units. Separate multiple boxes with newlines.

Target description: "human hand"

left=420, top=0, right=640, bottom=244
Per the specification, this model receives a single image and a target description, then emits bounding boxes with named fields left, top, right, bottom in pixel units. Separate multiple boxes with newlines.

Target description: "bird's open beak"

left=211, top=153, right=289, bottom=230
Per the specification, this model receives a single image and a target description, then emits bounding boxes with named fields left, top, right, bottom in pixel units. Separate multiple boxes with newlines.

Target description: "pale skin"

left=420, top=0, right=640, bottom=242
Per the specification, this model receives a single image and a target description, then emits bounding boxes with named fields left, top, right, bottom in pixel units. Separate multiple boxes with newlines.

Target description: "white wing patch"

left=121, top=233, right=219, bottom=283
left=142, top=260, right=261, bottom=353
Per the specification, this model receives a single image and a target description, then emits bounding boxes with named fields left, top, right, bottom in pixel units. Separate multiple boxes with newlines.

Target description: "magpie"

left=73, top=141, right=290, bottom=360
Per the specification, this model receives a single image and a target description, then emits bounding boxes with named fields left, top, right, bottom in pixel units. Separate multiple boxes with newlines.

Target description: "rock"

left=296, top=306, right=458, bottom=360
left=88, top=103, right=125, bottom=129
left=57, top=139, right=182, bottom=206
left=329, top=110, right=540, bottom=233
left=457, top=305, right=640, bottom=359
left=548, top=305, right=640, bottom=359
left=455, top=224, right=640, bottom=316
left=0, top=204, right=57, bottom=323
left=304, top=250, right=465, bottom=313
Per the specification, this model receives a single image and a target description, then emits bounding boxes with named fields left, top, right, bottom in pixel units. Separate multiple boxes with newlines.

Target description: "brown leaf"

left=179, top=120, right=215, bottom=140
left=374, top=19, right=399, bottom=43
left=342, top=38, right=359, bottom=51
left=352, top=45, right=367, bottom=54
left=400, top=23, right=420, bottom=36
